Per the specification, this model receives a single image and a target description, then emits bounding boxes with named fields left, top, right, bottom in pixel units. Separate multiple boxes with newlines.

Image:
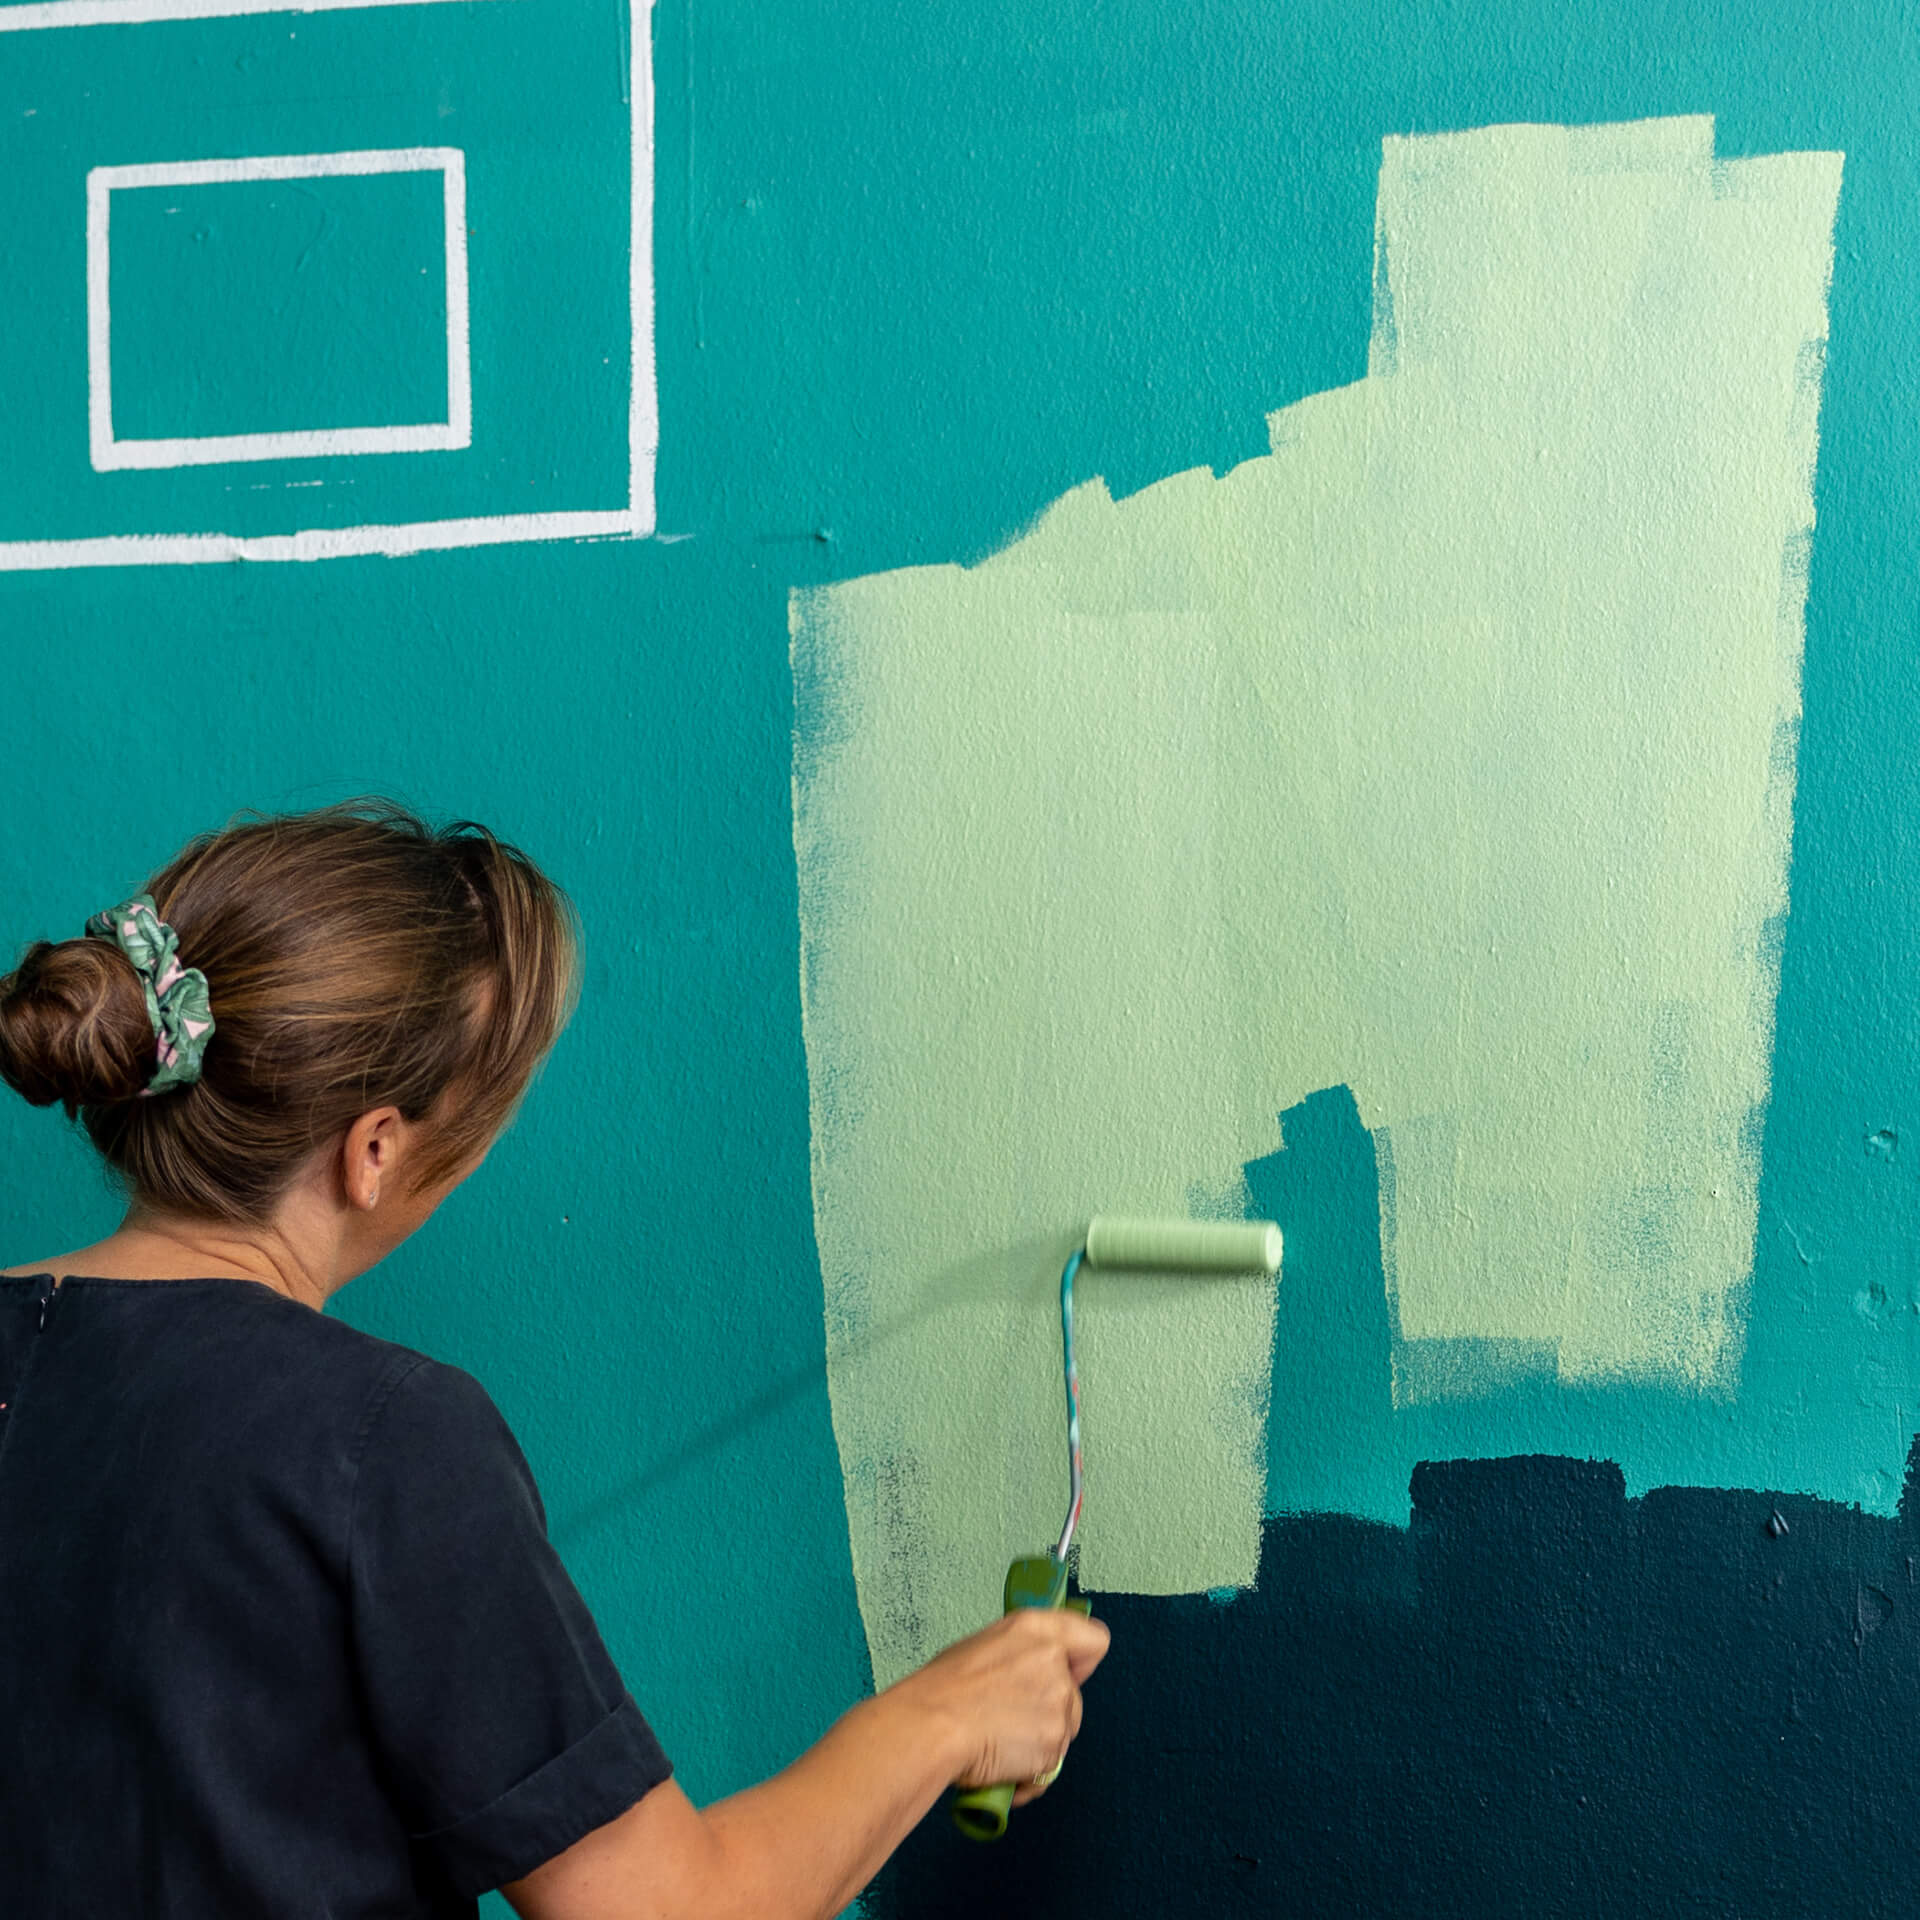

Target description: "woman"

left=0, top=801, right=1107, bottom=1919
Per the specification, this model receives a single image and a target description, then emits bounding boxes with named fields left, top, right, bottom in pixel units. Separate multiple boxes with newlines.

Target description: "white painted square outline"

left=0, top=0, right=654, bottom=566
left=89, top=147, right=471, bottom=472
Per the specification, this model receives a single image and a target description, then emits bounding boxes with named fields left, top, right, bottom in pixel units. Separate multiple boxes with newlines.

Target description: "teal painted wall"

left=6, top=0, right=1920, bottom=1905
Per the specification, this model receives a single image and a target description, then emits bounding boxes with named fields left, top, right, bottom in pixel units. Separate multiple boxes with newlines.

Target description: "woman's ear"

left=340, top=1107, right=408, bottom=1212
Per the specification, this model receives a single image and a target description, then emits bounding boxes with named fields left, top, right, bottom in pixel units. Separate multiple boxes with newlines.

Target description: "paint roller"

left=949, top=1215, right=1283, bottom=1841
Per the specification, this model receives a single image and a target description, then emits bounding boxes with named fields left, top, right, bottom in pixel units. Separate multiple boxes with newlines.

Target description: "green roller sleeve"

left=950, top=1554, right=1092, bottom=1842
left=1084, top=1214, right=1281, bottom=1274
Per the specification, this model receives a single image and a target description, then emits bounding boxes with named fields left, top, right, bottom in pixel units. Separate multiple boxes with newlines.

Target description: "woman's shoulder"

left=210, top=1283, right=458, bottom=1407
left=232, top=1300, right=511, bottom=1459
left=18, top=1269, right=455, bottom=1423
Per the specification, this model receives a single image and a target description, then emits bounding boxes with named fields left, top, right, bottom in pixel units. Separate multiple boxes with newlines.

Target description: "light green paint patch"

left=791, top=116, right=1840, bottom=1685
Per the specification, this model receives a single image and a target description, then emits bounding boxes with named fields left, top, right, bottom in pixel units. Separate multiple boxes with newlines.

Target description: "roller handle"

left=950, top=1554, right=1092, bottom=1842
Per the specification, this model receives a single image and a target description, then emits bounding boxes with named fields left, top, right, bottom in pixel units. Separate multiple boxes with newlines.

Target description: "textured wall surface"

left=5, top=3, right=1920, bottom=1916
left=874, top=1452, right=1920, bottom=1918
left=793, top=115, right=1840, bottom=1682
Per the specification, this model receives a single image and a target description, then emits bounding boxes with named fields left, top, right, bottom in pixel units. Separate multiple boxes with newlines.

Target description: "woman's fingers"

left=911, top=1604, right=1111, bottom=1794
left=989, top=1611, right=1101, bottom=1783
left=1009, top=1736, right=1072, bottom=1807
left=1061, top=1612, right=1110, bottom=1684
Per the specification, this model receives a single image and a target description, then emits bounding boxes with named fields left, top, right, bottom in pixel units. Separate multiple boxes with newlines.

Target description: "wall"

left=5, top=2, right=1920, bottom=1915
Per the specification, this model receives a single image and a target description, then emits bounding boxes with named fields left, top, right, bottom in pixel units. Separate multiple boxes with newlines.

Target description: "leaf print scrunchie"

left=84, top=894, right=216, bottom=1096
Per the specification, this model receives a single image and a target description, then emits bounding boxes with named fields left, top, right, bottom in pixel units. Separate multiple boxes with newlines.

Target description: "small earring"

left=368, top=1186, right=380, bottom=1209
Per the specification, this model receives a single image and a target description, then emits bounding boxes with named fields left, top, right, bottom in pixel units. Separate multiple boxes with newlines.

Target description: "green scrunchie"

left=84, top=894, right=215, bottom=1096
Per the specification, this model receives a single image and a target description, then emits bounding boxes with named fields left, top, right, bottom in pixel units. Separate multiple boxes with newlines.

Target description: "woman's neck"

left=2, top=1211, right=338, bottom=1309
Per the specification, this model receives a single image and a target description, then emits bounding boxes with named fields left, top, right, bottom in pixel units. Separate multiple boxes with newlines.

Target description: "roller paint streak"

left=792, top=115, right=1842, bottom=1684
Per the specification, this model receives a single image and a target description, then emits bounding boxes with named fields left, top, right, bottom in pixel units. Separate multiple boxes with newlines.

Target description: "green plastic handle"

left=950, top=1554, right=1090, bottom=1841
left=950, top=1778, right=1017, bottom=1843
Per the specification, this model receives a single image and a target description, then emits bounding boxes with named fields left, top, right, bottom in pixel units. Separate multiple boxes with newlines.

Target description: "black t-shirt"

left=0, top=1273, right=673, bottom=1917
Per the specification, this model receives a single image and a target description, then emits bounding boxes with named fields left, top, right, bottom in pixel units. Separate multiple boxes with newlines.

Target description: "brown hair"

left=0, top=800, right=581, bottom=1224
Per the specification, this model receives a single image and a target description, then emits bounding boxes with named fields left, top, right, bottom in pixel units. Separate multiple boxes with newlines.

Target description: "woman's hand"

left=892, top=1605, right=1111, bottom=1803
left=505, top=1607, right=1113, bottom=1920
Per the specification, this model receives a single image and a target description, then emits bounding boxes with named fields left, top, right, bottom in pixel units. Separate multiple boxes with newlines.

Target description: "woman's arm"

left=503, top=1605, right=1110, bottom=1920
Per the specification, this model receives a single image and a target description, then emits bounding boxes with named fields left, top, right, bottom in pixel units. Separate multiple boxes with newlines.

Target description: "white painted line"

left=0, top=510, right=640, bottom=569
left=442, top=146, right=471, bottom=453
left=88, top=146, right=465, bottom=189
left=93, top=423, right=468, bottom=468
left=629, top=0, right=656, bottom=535
left=87, top=147, right=470, bottom=472
left=84, top=161, right=113, bottom=477
left=0, top=0, right=488, bottom=33
left=3, top=0, right=654, bottom=565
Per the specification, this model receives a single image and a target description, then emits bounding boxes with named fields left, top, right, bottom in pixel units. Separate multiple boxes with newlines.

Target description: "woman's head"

left=0, top=801, right=581, bottom=1225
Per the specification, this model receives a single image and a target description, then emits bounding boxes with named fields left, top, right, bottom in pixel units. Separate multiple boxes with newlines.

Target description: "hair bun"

left=0, top=938, right=154, bottom=1112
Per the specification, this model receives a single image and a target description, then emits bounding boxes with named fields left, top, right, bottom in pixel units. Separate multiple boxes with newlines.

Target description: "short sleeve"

left=348, top=1359, right=673, bottom=1896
